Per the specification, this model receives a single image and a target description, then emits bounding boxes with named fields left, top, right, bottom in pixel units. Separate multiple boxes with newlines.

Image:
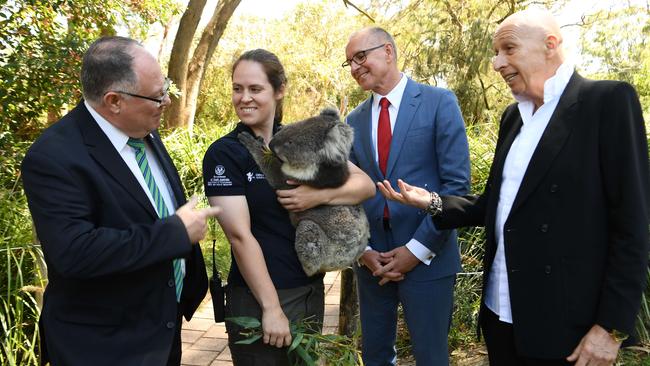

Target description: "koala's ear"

left=320, top=108, right=340, bottom=121
left=322, top=123, right=354, bottom=163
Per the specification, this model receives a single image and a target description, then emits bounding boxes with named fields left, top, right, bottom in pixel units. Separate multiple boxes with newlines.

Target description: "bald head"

left=349, top=27, right=397, bottom=60
left=498, top=8, right=565, bottom=60
left=491, top=8, right=567, bottom=107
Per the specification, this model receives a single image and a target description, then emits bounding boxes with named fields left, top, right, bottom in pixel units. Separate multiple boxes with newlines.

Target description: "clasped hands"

left=360, top=247, right=420, bottom=285
left=360, top=179, right=433, bottom=285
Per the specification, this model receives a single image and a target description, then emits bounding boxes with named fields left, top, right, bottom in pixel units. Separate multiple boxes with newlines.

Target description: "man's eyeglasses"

left=341, top=44, right=386, bottom=68
left=111, top=78, right=171, bottom=107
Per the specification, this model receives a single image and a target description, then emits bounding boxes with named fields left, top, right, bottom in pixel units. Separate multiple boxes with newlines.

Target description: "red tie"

left=378, top=97, right=391, bottom=219
left=378, top=97, right=391, bottom=176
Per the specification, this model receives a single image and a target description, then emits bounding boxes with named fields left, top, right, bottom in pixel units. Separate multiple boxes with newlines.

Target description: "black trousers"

left=481, top=307, right=573, bottom=366
left=225, top=281, right=325, bottom=366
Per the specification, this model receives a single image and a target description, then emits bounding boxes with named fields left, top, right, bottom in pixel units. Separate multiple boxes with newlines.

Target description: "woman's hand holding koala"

left=276, top=182, right=328, bottom=213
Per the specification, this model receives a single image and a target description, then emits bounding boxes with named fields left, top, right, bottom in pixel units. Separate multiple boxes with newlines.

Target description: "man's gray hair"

left=367, top=27, right=397, bottom=60
left=81, top=36, right=141, bottom=104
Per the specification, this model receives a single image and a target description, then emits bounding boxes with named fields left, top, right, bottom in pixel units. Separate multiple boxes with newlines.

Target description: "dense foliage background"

left=1, top=0, right=649, bottom=364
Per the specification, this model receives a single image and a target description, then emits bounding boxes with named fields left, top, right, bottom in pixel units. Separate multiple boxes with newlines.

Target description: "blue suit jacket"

left=347, top=78, right=470, bottom=280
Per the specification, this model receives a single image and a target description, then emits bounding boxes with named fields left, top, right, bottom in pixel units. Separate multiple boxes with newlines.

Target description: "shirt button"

left=168, top=279, right=175, bottom=287
left=166, top=322, right=175, bottom=329
left=540, top=224, right=549, bottom=233
left=550, top=184, right=559, bottom=193
left=545, top=265, right=552, bottom=274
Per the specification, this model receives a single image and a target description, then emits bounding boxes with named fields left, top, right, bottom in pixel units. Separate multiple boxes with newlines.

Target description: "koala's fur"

left=238, top=108, right=370, bottom=275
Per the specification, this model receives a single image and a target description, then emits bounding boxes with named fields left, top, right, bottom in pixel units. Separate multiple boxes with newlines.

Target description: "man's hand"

left=276, top=181, right=326, bottom=212
left=261, top=305, right=292, bottom=348
left=374, top=246, right=420, bottom=285
left=175, top=196, right=222, bottom=243
left=566, top=324, right=622, bottom=366
left=377, top=179, right=431, bottom=210
left=359, top=250, right=404, bottom=285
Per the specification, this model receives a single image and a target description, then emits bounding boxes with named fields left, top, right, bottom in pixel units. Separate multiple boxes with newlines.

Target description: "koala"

left=238, top=108, right=370, bottom=276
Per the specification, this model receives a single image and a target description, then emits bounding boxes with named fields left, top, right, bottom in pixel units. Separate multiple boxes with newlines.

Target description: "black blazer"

left=435, top=72, right=649, bottom=358
left=21, top=103, right=208, bottom=366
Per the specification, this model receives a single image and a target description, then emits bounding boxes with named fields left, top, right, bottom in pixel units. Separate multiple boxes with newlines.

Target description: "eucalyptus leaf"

left=226, top=316, right=261, bottom=328
left=288, top=332, right=303, bottom=352
left=235, top=334, right=262, bottom=345
left=293, top=344, right=316, bottom=366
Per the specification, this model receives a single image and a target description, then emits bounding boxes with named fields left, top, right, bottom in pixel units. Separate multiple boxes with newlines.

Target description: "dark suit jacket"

left=21, top=102, right=208, bottom=366
left=434, top=72, right=649, bottom=358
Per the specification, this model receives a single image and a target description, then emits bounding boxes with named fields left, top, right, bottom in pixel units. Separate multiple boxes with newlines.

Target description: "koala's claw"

left=237, top=132, right=261, bottom=149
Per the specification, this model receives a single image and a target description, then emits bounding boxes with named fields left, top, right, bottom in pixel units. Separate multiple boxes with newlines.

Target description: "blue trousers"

left=355, top=265, right=456, bottom=366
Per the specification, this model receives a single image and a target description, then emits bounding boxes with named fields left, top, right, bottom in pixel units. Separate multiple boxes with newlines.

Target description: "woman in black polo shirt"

left=202, top=49, right=373, bottom=365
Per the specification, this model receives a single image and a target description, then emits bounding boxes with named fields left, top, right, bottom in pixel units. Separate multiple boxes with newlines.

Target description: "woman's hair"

left=232, top=49, right=287, bottom=123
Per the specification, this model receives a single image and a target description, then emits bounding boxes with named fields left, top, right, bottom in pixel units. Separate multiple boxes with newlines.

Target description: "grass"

left=0, top=246, right=45, bottom=366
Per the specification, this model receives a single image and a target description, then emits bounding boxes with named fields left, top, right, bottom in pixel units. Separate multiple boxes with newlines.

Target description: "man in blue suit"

left=343, top=27, right=470, bottom=365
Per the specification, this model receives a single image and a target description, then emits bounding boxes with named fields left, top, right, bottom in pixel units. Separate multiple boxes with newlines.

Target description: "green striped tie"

left=127, top=138, right=184, bottom=302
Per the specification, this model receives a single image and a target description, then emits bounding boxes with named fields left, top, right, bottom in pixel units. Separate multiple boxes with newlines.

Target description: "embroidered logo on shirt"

left=245, top=171, right=266, bottom=182
left=207, top=164, right=232, bottom=187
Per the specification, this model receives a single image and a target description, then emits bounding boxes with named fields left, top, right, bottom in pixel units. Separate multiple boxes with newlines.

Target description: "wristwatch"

left=607, top=328, right=629, bottom=343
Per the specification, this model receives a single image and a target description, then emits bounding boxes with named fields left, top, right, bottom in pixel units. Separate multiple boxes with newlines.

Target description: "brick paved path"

left=180, top=271, right=342, bottom=366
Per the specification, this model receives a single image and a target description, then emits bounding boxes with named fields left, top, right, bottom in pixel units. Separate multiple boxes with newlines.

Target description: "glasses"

left=342, top=44, right=386, bottom=68
left=111, top=78, right=171, bottom=107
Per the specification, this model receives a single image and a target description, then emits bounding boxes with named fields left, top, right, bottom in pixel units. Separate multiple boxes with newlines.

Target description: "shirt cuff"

left=406, top=239, right=435, bottom=265
left=357, top=245, right=373, bottom=267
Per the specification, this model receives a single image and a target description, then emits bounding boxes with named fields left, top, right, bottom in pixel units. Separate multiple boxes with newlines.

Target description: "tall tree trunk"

left=182, top=0, right=241, bottom=133
left=165, top=0, right=207, bottom=129
left=165, top=0, right=241, bottom=130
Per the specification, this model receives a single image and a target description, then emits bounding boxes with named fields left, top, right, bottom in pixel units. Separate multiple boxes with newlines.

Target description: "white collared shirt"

left=486, top=62, right=575, bottom=323
left=85, top=101, right=185, bottom=274
left=367, top=74, right=435, bottom=264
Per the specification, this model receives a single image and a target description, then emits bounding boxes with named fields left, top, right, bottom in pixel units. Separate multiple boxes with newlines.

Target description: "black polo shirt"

left=203, top=122, right=322, bottom=289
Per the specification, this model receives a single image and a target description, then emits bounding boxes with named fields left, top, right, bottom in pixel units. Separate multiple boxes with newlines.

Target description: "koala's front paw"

left=237, top=132, right=264, bottom=150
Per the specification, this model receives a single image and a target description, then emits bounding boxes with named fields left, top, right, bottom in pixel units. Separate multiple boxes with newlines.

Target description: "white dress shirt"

left=486, top=62, right=574, bottom=323
left=85, top=101, right=185, bottom=274
left=368, top=74, right=434, bottom=264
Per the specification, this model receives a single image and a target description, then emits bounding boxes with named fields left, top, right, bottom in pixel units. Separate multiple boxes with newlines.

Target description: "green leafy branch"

left=228, top=316, right=363, bottom=366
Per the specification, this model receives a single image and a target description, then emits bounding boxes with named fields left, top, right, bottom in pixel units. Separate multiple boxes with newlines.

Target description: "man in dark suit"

left=378, top=8, right=649, bottom=366
left=344, top=27, right=470, bottom=365
left=21, top=36, right=220, bottom=366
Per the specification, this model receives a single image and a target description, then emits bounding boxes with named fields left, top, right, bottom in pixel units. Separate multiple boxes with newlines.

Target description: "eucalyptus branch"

left=228, top=316, right=363, bottom=365
left=341, top=0, right=375, bottom=22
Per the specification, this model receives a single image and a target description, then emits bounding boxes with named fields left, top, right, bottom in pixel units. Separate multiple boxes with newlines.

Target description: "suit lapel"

left=485, top=107, right=523, bottom=246
left=509, top=72, right=582, bottom=215
left=76, top=103, right=158, bottom=219
left=492, top=110, right=524, bottom=194
left=146, top=132, right=186, bottom=207
left=386, top=79, right=420, bottom=178
left=356, top=98, right=384, bottom=179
